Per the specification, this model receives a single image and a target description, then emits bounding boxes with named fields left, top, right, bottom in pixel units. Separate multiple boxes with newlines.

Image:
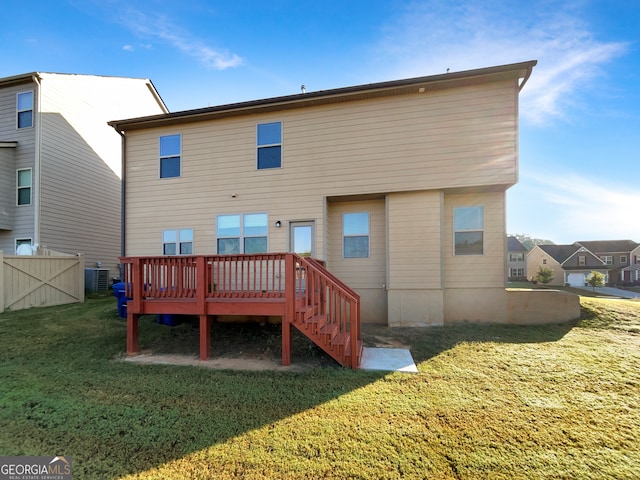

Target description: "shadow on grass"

left=0, top=297, right=386, bottom=479
left=362, top=317, right=579, bottom=367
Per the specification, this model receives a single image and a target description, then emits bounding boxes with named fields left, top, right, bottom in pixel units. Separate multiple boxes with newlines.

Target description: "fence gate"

left=0, top=250, right=85, bottom=313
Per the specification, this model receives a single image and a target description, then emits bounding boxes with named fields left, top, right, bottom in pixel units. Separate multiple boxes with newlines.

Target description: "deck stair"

left=290, top=256, right=362, bottom=368
left=120, top=253, right=361, bottom=368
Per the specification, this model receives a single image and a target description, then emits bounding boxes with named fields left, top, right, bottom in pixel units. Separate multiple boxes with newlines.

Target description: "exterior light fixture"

left=275, top=221, right=282, bottom=228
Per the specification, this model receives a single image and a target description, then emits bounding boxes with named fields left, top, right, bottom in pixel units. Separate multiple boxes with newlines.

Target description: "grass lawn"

left=1, top=293, right=639, bottom=479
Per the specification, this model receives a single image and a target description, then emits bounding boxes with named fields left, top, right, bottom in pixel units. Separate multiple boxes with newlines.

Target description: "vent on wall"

left=85, top=268, right=110, bottom=292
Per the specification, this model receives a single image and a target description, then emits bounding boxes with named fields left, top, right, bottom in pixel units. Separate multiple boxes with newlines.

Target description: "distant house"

left=527, top=244, right=607, bottom=286
left=575, top=240, right=640, bottom=285
left=526, top=240, right=640, bottom=287
left=0, top=72, right=167, bottom=279
left=507, top=236, right=528, bottom=281
left=110, top=60, right=583, bottom=327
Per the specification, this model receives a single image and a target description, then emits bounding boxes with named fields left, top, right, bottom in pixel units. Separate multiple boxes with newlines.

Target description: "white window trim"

left=162, top=228, right=194, bottom=255
left=342, top=212, right=370, bottom=259
left=16, top=168, right=32, bottom=206
left=453, top=205, right=484, bottom=256
left=159, top=133, right=182, bottom=179
left=216, top=213, right=269, bottom=254
left=15, top=238, right=33, bottom=254
left=16, top=90, right=34, bottom=129
left=256, top=121, right=283, bottom=170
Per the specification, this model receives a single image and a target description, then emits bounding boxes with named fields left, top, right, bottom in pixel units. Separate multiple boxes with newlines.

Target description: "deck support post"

left=199, top=315, right=211, bottom=360
left=282, top=317, right=291, bottom=366
left=282, top=253, right=296, bottom=366
left=126, top=313, right=139, bottom=355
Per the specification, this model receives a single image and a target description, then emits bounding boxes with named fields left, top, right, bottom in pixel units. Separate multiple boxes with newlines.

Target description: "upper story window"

left=454, top=206, right=483, bottom=255
left=620, top=255, right=627, bottom=264
left=257, top=122, right=282, bottom=169
left=600, top=255, right=613, bottom=265
left=160, top=134, right=181, bottom=178
left=17, top=91, right=34, bottom=129
left=343, top=212, right=369, bottom=258
left=163, top=228, right=193, bottom=255
left=509, top=253, right=525, bottom=262
left=217, top=213, right=268, bottom=254
left=578, top=255, right=586, bottom=266
left=17, top=168, right=32, bottom=206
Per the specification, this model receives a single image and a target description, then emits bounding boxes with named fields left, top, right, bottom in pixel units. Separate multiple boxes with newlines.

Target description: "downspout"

left=32, top=74, right=42, bottom=248
left=518, top=64, right=534, bottom=92
left=115, top=128, right=127, bottom=278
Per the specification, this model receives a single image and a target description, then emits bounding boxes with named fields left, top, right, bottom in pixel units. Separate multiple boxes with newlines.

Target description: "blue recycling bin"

left=112, top=282, right=129, bottom=318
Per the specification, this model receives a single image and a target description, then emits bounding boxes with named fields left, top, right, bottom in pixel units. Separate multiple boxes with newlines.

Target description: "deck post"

left=196, top=257, right=210, bottom=360
left=126, top=313, right=139, bottom=355
left=199, top=315, right=211, bottom=360
left=282, top=254, right=295, bottom=366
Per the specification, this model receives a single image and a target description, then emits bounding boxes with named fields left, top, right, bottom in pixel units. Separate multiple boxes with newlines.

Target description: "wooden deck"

left=120, top=253, right=362, bottom=368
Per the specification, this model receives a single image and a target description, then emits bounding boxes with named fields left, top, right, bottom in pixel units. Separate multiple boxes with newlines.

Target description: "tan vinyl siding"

left=35, top=74, right=166, bottom=274
left=526, top=247, right=565, bottom=286
left=387, top=191, right=443, bottom=289
left=326, top=199, right=387, bottom=323
left=0, top=81, right=37, bottom=252
left=0, top=147, right=16, bottom=231
left=125, top=80, right=518, bottom=257
left=443, top=191, right=506, bottom=288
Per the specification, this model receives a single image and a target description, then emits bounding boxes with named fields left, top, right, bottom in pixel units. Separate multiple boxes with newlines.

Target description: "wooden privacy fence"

left=0, top=249, right=85, bottom=313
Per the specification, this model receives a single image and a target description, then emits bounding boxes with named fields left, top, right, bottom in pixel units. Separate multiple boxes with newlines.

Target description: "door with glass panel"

left=290, top=221, right=314, bottom=258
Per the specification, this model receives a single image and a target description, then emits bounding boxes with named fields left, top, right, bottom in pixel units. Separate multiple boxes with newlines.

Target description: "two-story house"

left=110, top=61, right=553, bottom=327
left=507, top=236, right=528, bottom=281
left=0, top=72, right=167, bottom=280
left=576, top=240, right=640, bottom=286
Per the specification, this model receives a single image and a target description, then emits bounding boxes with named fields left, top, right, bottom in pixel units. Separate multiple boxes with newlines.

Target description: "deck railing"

left=120, top=253, right=361, bottom=368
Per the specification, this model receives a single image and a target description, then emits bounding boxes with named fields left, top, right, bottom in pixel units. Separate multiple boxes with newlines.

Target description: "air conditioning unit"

left=85, top=268, right=110, bottom=292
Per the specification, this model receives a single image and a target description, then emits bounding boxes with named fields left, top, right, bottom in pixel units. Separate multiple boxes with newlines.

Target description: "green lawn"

left=0, top=293, right=638, bottom=479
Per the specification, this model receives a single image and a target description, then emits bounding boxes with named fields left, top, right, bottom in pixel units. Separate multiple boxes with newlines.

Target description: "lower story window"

left=509, top=268, right=525, bottom=277
left=15, top=238, right=32, bottom=254
left=163, top=229, right=193, bottom=255
left=454, top=206, right=484, bottom=255
left=343, top=212, right=369, bottom=258
left=217, top=213, right=268, bottom=254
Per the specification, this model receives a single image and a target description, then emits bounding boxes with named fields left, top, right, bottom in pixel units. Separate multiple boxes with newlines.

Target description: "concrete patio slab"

left=360, top=347, right=418, bottom=373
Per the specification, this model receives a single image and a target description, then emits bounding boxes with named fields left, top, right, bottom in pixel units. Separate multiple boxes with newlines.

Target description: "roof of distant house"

left=575, top=240, right=639, bottom=253
left=507, top=236, right=528, bottom=252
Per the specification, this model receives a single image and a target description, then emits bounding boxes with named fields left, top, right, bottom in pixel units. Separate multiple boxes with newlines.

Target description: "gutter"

left=518, top=61, right=536, bottom=92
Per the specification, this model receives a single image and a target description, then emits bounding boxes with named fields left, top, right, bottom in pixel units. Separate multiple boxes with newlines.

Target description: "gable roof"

left=507, top=236, right=528, bottom=252
left=537, top=244, right=581, bottom=263
left=575, top=240, right=639, bottom=253
left=109, top=60, right=537, bottom=132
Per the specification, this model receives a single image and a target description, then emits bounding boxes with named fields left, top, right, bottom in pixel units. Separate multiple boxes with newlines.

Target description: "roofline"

left=109, top=60, right=537, bottom=131
left=0, top=72, right=169, bottom=114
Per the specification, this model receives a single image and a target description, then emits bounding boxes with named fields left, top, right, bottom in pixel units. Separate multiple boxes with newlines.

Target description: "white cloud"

left=122, top=44, right=134, bottom=51
left=524, top=172, right=640, bottom=241
left=117, top=7, right=243, bottom=70
left=377, top=0, right=627, bottom=124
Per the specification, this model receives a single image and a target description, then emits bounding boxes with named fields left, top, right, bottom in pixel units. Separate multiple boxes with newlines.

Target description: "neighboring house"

left=110, top=60, right=541, bottom=326
left=507, top=236, right=528, bottom=281
left=527, top=240, right=640, bottom=287
left=576, top=240, right=640, bottom=286
left=0, top=72, right=167, bottom=279
left=527, top=244, right=608, bottom=287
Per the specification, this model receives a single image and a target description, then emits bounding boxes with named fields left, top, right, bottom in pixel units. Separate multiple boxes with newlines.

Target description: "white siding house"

left=0, top=73, right=167, bottom=279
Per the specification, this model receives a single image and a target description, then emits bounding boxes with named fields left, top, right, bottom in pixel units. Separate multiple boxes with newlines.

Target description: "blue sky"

left=2, top=0, right=638, bottom=245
